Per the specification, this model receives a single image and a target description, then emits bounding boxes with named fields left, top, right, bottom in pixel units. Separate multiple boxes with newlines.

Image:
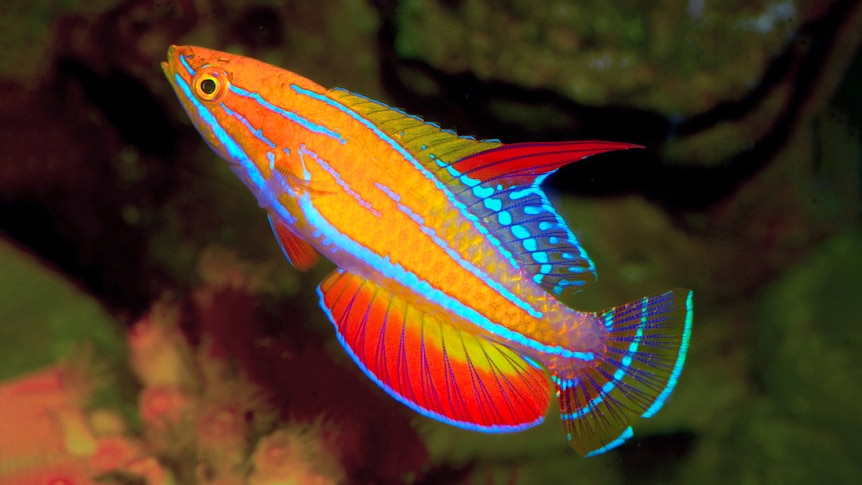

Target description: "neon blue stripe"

left=509, top=188, right=532, bottom=200
left=509, top=171, right=596, bottom=277
left=220, top=103, right=276, bottom=148
left=562, top=299, right=648, bottom=421
left=374, top=182, right=541, bottom=320
left=178, top=54, right=194, bottom=76
left=299, top=192, right=591, bottom=360
left=641, top=291, right=693, bottom=418
left=300, top=146, right=380, bottom=217
left=256, top=167, right=298, bottom=225
left=172, top=73, right=265, bottom=191
left=290, top=84, right=524, bottom=274
left=432, top=154, right=596, bottom=291
left=317, top=285, right=545, bottom=433
left=229, top=85, right=346, bottom=143
left=584, top=426, right=633, bottom=457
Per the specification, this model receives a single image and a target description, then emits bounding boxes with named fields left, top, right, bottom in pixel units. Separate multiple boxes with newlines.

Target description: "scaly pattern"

left=162, top=45, right=693, bottom=456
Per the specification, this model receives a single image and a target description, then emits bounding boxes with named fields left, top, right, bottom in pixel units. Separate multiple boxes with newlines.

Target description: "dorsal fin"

left=328, top=88, right=640, bottom=295
left=443, top=141, right=641, bottom=186
left=328, top=88, right=502, bottom=173
left=328, top=88, right=638, bottom=188
left=439, top=141, right=641, bottom=295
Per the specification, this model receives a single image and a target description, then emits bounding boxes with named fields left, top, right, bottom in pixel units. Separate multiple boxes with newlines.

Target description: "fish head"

left=161, top=45, right=326, bottom=195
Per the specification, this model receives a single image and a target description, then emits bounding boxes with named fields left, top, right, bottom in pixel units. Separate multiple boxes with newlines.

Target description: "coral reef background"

left=1, top=0, right=860, bottom=483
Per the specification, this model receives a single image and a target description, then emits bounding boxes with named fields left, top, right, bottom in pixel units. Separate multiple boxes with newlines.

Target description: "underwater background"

left=0, top=0, right=860, bottom=483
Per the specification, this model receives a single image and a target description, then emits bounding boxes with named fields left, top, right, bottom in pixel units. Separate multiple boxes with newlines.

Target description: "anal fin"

left=317, top=268, right=552, bottom=431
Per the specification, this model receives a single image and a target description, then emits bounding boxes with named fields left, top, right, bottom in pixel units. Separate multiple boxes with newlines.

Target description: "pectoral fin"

left=268, top=215, right=319, bottom=271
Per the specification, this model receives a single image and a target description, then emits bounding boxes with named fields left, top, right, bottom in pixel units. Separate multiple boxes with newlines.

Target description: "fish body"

left=162, top=46, right=693, bottom=456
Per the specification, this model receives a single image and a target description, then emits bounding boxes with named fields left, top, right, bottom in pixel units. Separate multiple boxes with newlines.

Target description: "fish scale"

left=162, top=45, right=693, bottom=456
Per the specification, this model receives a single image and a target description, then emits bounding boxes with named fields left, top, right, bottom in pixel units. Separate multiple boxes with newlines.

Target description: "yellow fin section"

left=327, top=88, right=502, bottom=178
left=318, top=268, right=551, bottom=431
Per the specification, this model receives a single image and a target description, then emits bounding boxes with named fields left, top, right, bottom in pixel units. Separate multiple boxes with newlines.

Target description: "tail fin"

left=554, top=290, right=693, bottom=456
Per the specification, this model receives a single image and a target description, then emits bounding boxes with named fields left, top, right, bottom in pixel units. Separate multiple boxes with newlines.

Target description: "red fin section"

left=317, top=269, right=551, bottom=431
left=267, top=215, right=319, bottom=271
left=449, top=140, right=642, bottom=186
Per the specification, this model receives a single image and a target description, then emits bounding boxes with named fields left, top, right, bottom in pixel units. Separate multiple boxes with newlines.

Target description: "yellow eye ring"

left=192, top=68, right=228, bottom=101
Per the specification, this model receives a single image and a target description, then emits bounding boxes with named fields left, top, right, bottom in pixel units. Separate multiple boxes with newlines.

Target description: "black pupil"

left=200, top=78, right=217, bottom=95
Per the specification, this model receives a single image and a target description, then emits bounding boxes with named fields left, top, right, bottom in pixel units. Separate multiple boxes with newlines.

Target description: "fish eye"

left=200, top=77, right=216, bottom=95
left=191, top=68, right=227, bottom=102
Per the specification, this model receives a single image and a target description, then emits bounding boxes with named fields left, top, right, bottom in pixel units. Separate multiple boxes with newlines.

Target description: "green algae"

left=674, top=232, right=862, bottom=484
left=756, top=232, right=862, bottom=450
left=394, top=0, right=802, bottom=115
left=0, top=238, right=125, bottom=381
left=0, top=0, right=121, bottom=83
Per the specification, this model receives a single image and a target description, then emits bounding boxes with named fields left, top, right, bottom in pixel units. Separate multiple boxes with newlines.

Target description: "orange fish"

left=161, top=45, right=692, bottom=456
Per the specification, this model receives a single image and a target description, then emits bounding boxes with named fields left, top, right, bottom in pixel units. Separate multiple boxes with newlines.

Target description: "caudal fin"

left=554, top=290, right=693, bottom=456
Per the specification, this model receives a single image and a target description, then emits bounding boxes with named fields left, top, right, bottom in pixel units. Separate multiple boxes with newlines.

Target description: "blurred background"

left=0, top=0, right=860, bottom=483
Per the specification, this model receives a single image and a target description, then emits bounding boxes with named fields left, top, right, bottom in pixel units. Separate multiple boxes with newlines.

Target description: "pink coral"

left=2, top=248, right=431, bottom=484
left=0, top=365, right=153, bottom=484
left=0, top=367, right=75, bottom=462
left=139, top=384, right=193, bottom=427
left=124, top=457, right=177, bottom=485
left=128, top=298, right=194, bottom=387
left=87, top=436, right=145, bottom=473
left=195, top=404, right=249, bottom=477
left=0, top=458, right=94, bottom=485
left=248, top=422, right=346, bottom=485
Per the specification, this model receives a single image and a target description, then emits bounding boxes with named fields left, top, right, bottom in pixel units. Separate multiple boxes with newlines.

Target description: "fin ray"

left=440, top=142, right=640, bottom=295
left=327, top=88, right=501, bottom=169
left=267, top=215, right=319, bottom=271
left=440, top=141, right=642, bottom=187
left=327, top=88, right=640, bottom=295
left=318, top=268, right=552, bottom=430
left=554, top=290, right=693, bottom=456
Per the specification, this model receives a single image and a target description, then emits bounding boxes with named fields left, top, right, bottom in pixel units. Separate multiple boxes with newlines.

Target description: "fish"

left=161, top=45, right=693, bottom=456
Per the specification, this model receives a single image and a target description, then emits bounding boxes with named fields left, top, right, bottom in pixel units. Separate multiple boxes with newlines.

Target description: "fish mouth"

left=161, top=45, right=197, bottom=81
left=160, top=45, right=178, bottom=81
